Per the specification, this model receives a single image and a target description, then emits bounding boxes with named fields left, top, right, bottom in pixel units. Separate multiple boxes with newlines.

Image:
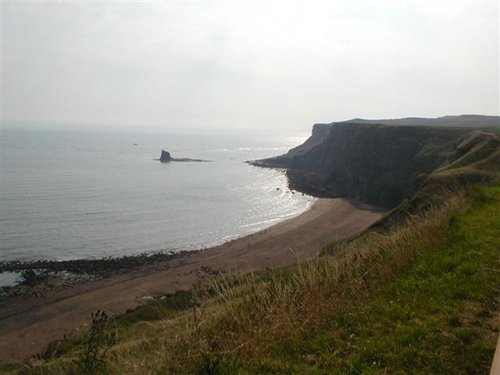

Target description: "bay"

left=1, top=129, right=312, bottom=268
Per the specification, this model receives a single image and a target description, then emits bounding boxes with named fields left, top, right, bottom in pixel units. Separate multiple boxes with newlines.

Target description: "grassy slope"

left=8, top=185, right=498, bottom=375
left=244, top=186, right=499, bottom=374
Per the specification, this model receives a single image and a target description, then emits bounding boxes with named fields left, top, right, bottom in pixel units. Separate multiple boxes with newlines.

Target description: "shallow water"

left=1, top=129, right=312, bottom=267
left=0, top=271, right=22, bottom=288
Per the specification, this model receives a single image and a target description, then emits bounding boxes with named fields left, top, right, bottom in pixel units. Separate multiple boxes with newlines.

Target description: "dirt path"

left=0, top=198, right=385, bottom=365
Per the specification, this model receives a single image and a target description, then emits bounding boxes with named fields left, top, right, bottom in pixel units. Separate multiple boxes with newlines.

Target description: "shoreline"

left=0, top=200, right=316, bottom=282
left=0, top=198, right=385, bottom=365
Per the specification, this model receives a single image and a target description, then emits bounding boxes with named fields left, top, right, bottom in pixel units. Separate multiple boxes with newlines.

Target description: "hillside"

left=253, top=116, right=499, bottom=208
left=2, top=118, right=499, bottom=375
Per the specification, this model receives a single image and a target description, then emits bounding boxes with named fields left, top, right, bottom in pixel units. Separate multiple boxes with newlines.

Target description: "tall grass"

left=14, top=188, right=475, bottom=374
left=102, top=189, right=468, bottom=374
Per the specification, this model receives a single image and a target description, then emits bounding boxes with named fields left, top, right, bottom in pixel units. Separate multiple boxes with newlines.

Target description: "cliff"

left=253, top=116, right=499, bottom=209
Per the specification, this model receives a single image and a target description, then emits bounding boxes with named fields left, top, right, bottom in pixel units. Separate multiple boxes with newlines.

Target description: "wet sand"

left=0, top=198, right=385, bottom=365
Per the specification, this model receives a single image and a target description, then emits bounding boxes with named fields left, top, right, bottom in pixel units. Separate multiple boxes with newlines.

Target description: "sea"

left=0, top=128, right=313, bottom=286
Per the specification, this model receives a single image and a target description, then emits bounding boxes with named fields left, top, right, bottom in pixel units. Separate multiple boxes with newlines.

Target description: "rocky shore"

left=0, top=250, right=189, bottom=276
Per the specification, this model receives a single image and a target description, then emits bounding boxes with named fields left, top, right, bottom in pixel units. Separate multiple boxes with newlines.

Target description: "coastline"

left=0, top=198, right=316, bottom=283
left=0, top=198, right=386, bottom=365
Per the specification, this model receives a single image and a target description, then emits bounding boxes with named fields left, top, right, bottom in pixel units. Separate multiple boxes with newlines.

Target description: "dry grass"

left=96, top=190, right=468, bottom=374
left=15, top=187, right=484, bottom=375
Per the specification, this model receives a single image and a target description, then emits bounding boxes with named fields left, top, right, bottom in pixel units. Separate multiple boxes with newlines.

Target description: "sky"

left=1, top=0, right=499, bottom=134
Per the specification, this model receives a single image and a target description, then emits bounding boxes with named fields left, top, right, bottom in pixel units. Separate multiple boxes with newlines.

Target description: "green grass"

left=235, top=186, right=499, bottom=374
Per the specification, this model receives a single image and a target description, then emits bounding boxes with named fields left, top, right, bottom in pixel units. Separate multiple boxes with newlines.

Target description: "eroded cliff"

left=253, top=116, right=499, bottom=208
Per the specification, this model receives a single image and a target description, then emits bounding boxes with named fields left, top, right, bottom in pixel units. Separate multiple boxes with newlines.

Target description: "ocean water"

left=1, top=129, right=313, bottom=267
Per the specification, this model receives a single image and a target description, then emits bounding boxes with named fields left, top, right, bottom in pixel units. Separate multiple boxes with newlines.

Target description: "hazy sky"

left=2, top=0, right=499, bottom=133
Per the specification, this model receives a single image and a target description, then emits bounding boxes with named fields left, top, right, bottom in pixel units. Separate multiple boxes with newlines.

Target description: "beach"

left=0, top=198, right=385, bottom=364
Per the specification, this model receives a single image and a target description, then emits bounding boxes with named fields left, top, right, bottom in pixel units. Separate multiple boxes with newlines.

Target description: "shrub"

left=68, top=310, right=116, bottom=375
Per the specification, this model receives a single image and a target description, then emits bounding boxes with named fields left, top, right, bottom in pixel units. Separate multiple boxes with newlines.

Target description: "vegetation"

left=70, top=310, right=116, bottom=375
left=4, top=125, right=499, bottom=374
left=6, top=184, right=497, bottom=374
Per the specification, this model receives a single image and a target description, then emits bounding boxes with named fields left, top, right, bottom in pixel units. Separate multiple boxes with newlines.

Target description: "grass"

left=256, top=185, right=498, bottom=374
left=4, top=185, right=499, bottom=374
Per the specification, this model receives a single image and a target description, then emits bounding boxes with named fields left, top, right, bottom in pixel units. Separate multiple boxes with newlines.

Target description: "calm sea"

left=1, top=129, right=313, bottom=270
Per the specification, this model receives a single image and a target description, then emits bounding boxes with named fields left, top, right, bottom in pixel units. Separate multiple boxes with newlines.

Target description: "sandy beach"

left=0, top=198, right=385, bottom=365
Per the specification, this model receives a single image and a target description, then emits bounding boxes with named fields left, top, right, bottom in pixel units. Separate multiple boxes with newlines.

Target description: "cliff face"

left=254, top=119, right=499, bottom=209
left=285, top=123, right=333, bottom=157
left=252, top=123, right=332, bottom=168
left=160, top=150, right=173, bottom=162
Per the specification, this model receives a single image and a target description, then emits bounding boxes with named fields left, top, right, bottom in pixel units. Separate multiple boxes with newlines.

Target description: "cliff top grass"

left=5, top=184, right=498, bottom=375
